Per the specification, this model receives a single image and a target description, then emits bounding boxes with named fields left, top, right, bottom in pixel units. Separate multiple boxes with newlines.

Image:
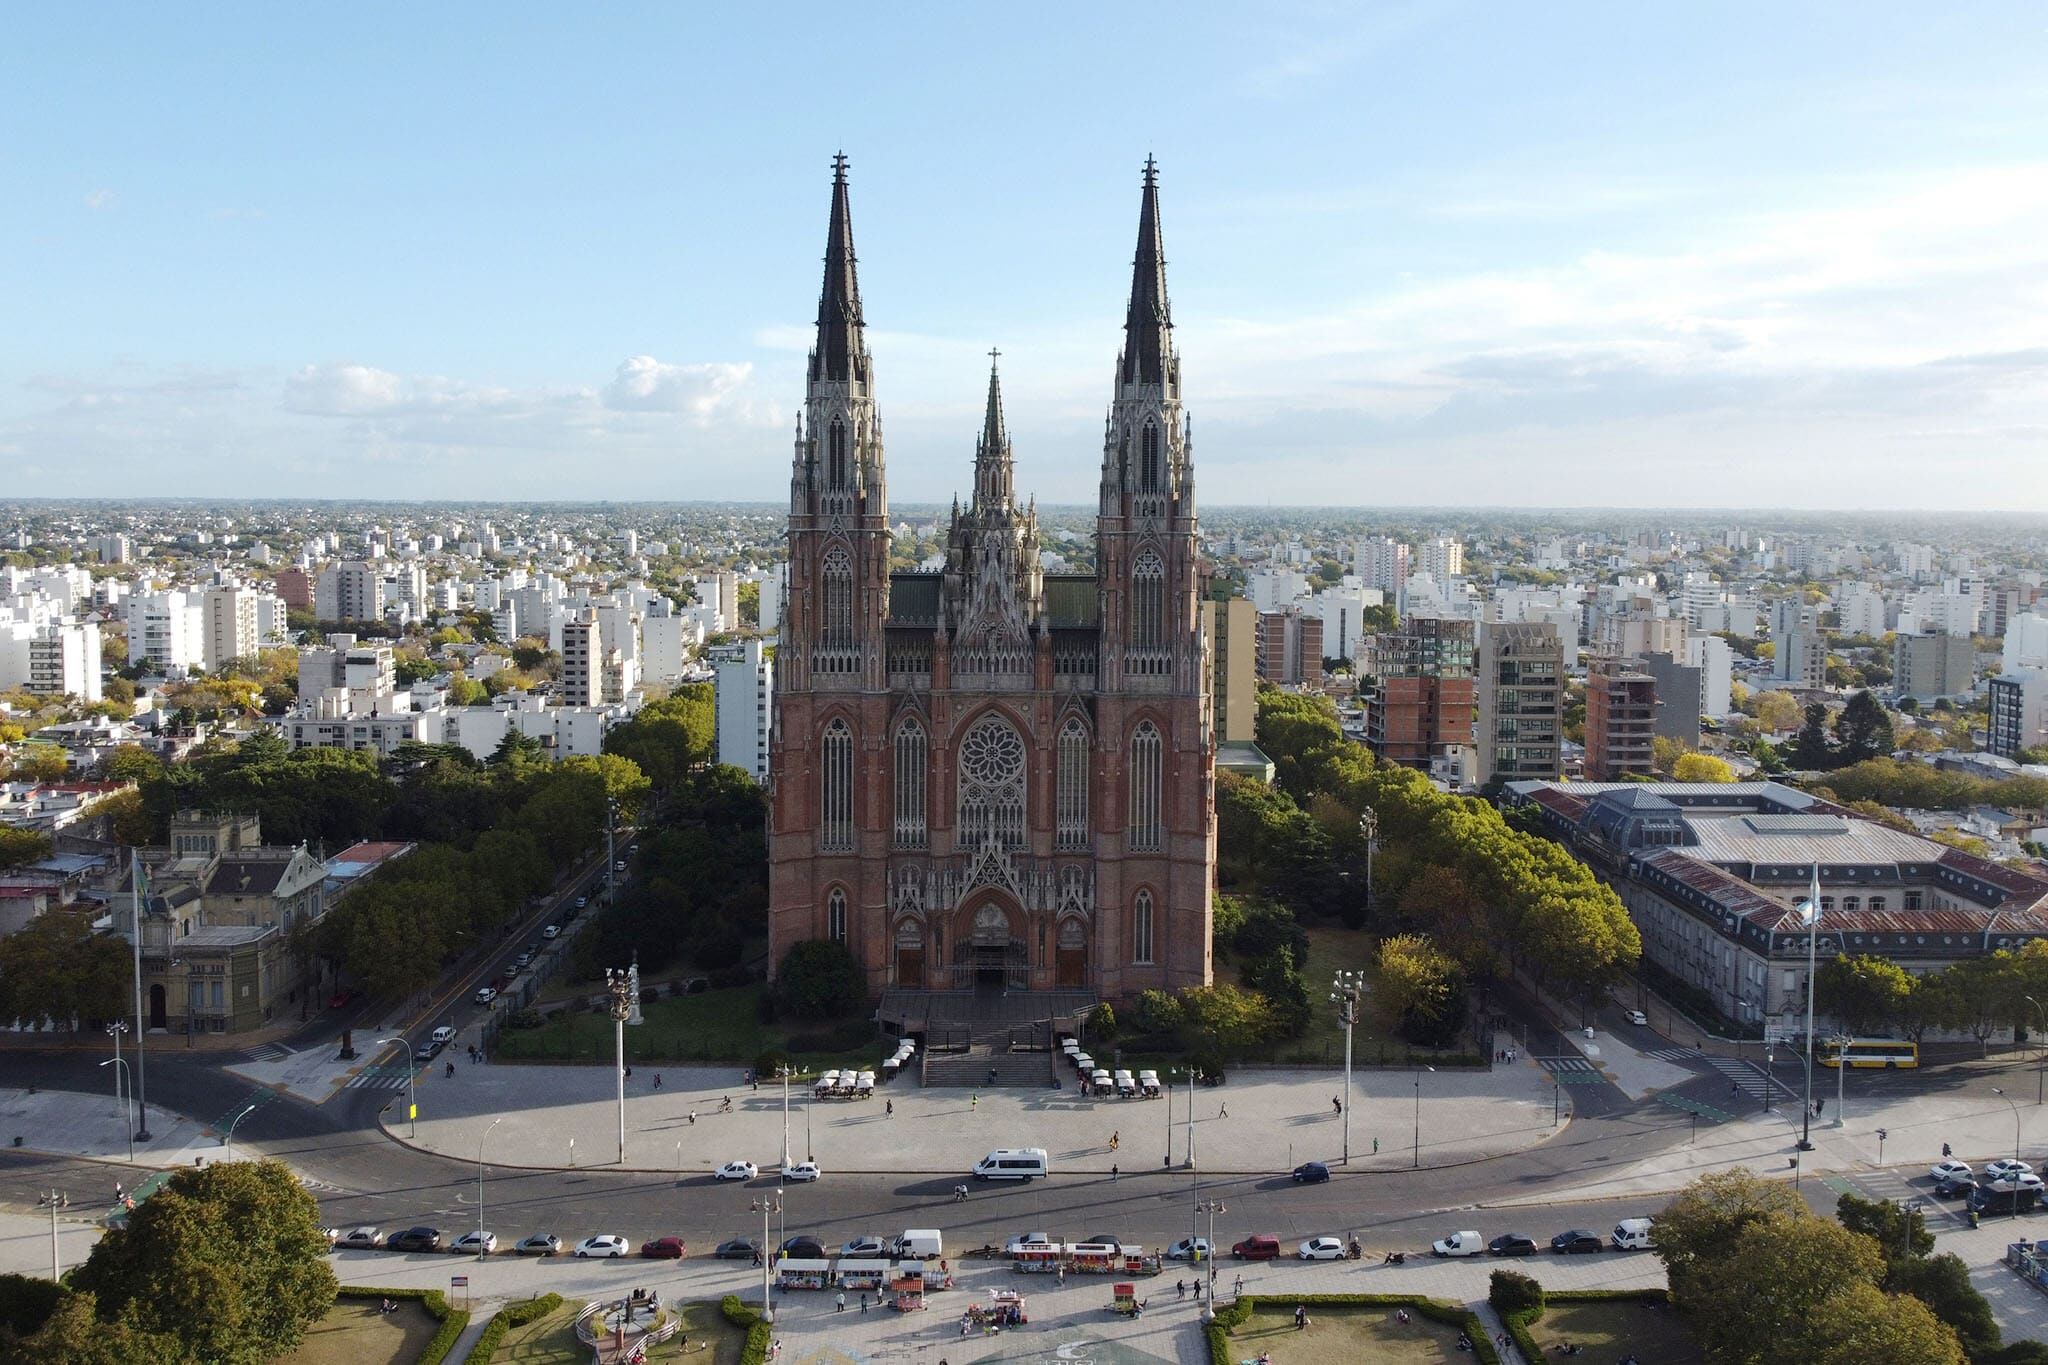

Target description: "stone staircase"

left=888, top=989, right=1100, bottom=1089
left=922, top=1039, right=1052, bottom=1089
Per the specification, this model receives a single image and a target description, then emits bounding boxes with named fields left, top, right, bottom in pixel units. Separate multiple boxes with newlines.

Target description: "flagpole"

left=131, top=851, right=152, bottom=1142
left=1799, top=863, right=1818, bottom=1153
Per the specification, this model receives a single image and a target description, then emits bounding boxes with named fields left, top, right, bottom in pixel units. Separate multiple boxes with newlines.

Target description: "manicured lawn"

left=1526, top=1297, right=1703, bottom=1364
left=1232, top=1302, right=1470, bottom=1362
left=273, top=1297, right=438, bottom=1365
left=494, top=984, right=875, bottom=1070
left=1267, top=927, right=1480, bottom=1066
left=490, top=1300, right=585, bottom=1365
left=490, top=1299, right=746, bottom=1365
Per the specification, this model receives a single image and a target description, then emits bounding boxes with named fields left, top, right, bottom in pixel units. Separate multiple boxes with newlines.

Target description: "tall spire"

left=1119, top=156, right=1173, bottom=387
left=972, top=348, right=1013, bottom=511
left=811, top=152, right=869, bottom=385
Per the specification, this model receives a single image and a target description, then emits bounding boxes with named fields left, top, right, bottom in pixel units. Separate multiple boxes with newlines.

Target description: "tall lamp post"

left=1163, top=1065, right=1174, bottom=1168
left=375, top=1037, right=419, bottom=1139
left=779, top=1065, right=794, bottom=1173
left=105, top=1020, right=129, bottom=1126
left=1331, top=970, right=1365, bottom=1164
left=1828, top=1032, right=1850, bottom=1129
left=2027, top=995, right=2048, bottom=1106
left=1194, top=1197, right=1226, bottom=1319
left=605, top=967, right=632, bottom=1164
left=221, top=1103, right=258, bottom=1160
left=1185, top=1067, right=1200, bottom=1170
left=1411, top=1066, right=1436, bottom=1169
left=35, top=1191, right=65, bottom=1281
left=96, top=1058, right=134, bottom=1162
left=1798, top=866, right=1821, bottom=1153
left=129, top=853, right=153, bottom=1142
left=751, top=1191, right=783, bottom=1323
left=1993, top=1088, right=2023, bottom=1164
left=1358, top=808, right=1378, bottom=913
left=476, top=1116, right=504, bottom=1258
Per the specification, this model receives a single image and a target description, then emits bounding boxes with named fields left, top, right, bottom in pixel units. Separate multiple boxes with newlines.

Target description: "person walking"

left=971, top=1093, right=978, bottom=1110
left=1220, top=1103, right=1228, bottom=1119
left=1110, top=1130, right=1120, bottom=1150
left=688, top=1110, right=697, bottom=1125
left=1176, top=1278, right=1186, bottom=1300
left=1233, top=1275, right=1243, bottom=1297
left=835, top=1291, right=845, bottom=1312
left=1332, top=1096, right=1342, bottom=1115
left=1111, top=1164, right=1118, bottom=1182
left=860, top=1292, right=869, bottom=1314
left=653, top=1073, right=662, bottom=1089
left=886, top=1099, right=893, bottom=1116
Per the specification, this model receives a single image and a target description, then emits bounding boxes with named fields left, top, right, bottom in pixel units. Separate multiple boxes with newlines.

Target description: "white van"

left=1612, top=1217, right=1656, bottom=1251
left=973, top=1148, right=1050, bottom=1182
left=893, top=1228, right=943, bottom=1260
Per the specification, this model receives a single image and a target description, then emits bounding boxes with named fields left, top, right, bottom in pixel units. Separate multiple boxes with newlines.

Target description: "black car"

left=779, top=1236, right=826, bottom=1260
left=1551, top=1230, right=1604, bottom=1254
left=1291, top=1161, right=1331, bottom=1185
left=1488, top=1234, right=1538, bottom=1257
left=1932, top=1178, right=1973, bottom=1200
left=1082, top=1233, right=1125, bottom=1253
left=387, top=1226, right=443, bottom=1253
left=714, top=1238, right=760, bottom=1260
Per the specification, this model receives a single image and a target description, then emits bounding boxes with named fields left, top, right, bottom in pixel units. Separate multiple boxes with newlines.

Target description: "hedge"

left=721, top=1292, right=774, bottom=1365
left=466, top=1292, right=564, bottom=1361
left=338, top=1285, right=471, bottom=1365
left=1205, top=1292, right=1500, bottom=1365
left=1502, top=1286, right=1674, bottom=1360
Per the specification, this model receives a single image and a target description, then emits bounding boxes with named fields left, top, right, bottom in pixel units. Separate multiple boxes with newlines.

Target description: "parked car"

left=779, top=1236, right=826, bottom=1260
left=328, top=987, right=356, bottom=1009
left=714, top=1161, right=758, bottom=1182
left=542, top=925, right=560, bottom=939
left=574, top=896, right=589, bottom=910
left=574, top=1235, right=629, bottom=1259
left=336, top=1226, right=381, bottom=1250
left=781, top=1161, right=822, bottom=1183
left=714, top=1238, right=759, bottom=1260
left=414, top=1040, right=443, bottom=1062
left=1082, top=1234, right=1126, bottom=1253
left=515, top=1234, right=562, bottom=1256
left=513, top=952, right=534, bottom=970
left=1987, top=1173, right=2046, bottom=1194
left=474, top=986, right=498, bottom=1006
left=1987, top=1159, right=2036, bottom=1181
left=387, top=1227, right=443, bottom=1253
left=840, top=1235, right=888, bottom=1257
left=1930, top=1159, right=1974, bottom=1183
left=1931, top=1177, right=1972, bottom=1200
left=1165, top=1237, right=1212, bottom=1262
left=450, top=1231, right=497, bottom=1255
left=1291, top=1161, right=1331, bottom=1185
left=639, top=1237, right=687, bottom=1259
left=1432, top=1231, right=1486, bottom=1258
left=430, top=1026, right=457, bottom=1047
left=1298, top=1237, right=1347, bottom=1261
left=1005, top=1231, right=1056, bottom=1254
left=1551, top=1230, right=1604, bottom=1255
left=1231, top=1236, right=1282, bottom=1261
left=1970, top=1184, right=2042, bottom=1216
left=1488, top=1234, right=1538, bottom=1258
left=1625, top=1009, right=1649, bottom=1026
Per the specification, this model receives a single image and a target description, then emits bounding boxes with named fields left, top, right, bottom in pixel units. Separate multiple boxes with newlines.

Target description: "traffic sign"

left=451, top=1276, right=468, bottom=1288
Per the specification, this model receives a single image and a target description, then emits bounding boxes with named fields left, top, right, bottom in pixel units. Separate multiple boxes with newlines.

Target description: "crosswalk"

left=344, top=1064, right=417, bottom=1091
left=1644, top=1047, right=1703, bottom=1065
left=241, top=1043, right=294, bottom=1064
left=1536, top=1056, right=1607, bottom=1085
left=1705, top=1056, right=1795, bottom=1101
left=1835, top=1168, right=1970, bottom=1229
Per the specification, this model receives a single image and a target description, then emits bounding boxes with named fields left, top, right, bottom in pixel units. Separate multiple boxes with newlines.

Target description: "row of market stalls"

left=774, top=1258, right=955, bottom=1311
left=1008, top=1243, right=1164, bottom=1276
left=1058, top=1036, right=1161, bottom=1099
left=809, top=1068, right=877, bottom=1100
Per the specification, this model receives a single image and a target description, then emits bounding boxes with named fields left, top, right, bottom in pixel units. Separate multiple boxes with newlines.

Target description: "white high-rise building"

left=1246, top=568, right=1308, bottom=612
left=126, top=590, right=204, bottom=673
left=1686, top=634, right=1734, bottom=719
left=1834, top=584, right=1888, bottom=639
left=2004, top=613, right=2048, bottom=673
left=1896, top=590, right=1975, bottom=639
left=711, top=638, right=772, bottom=780
left=1416, top=536, right=1464, bottom=584
left=1353, top=536, right=1410, bottom=602
left=758, top=563, right=788, bottom=635
left=315, top=561, right=384, bottom=622
left=560, top=612, right=602, bottom=707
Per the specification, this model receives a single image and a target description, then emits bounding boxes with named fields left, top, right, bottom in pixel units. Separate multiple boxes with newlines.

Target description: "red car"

left=639, top=1237, right=686, bottom=1259
left=1231, top=1235, right=1281, bottom=1261
left=327, top=987, right=356, bottom=1009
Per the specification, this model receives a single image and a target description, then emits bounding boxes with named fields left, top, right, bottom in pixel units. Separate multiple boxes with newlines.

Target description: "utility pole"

left=752, top=1192, right=782, bottom=1323
left=1195, top=1196, right=1226, bottom=1318
left=130, top=853, right=152, bottom=1142
left=35, top=1191, right=66, bottom=1280
left=606, top=968, right=632, bottom=1164
left=1331, top=971, right=1364, bottom=1164
left=1798, top=865, right=1820, bottom=1154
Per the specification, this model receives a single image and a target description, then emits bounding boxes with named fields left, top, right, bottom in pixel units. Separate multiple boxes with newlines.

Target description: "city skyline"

left=5, top=5, right=2047, bottom=508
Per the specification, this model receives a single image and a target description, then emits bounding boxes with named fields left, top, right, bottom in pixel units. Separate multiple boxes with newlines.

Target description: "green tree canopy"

left=1833, top=690, right=1897, bottom=766
left=1887, top=1253, right=1998, bottom=1361
left=1654, top=1168, right=1806, bottom=1297
left=1685, top=1216, right=1886, bottom=1365
left=0, top=911, right=130, bottom=1030
left=0, top=828, right=52, bottom=870
left=1815, top=955, right=1914, bottom=1036
left=1793, top=1281, right=1964, bottom=1365
left=775, top=939, right=868, bottom=1019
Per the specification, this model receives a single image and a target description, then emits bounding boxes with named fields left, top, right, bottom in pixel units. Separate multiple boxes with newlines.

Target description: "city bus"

left=1819, top=1038, right=1919, bottom=1069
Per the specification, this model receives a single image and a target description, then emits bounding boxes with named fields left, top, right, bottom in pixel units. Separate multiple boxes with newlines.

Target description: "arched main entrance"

left=954, top=899, right=1027, bottom=993
left=894, top=918, right=926, bottom=990
left=148, top=983, right=167, bottom=1031
left=1054, top=916, right=1088, bottom=988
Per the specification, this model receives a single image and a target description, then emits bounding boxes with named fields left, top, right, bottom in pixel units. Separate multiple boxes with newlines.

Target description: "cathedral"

left=767, top=157, right=1216, bottom=1002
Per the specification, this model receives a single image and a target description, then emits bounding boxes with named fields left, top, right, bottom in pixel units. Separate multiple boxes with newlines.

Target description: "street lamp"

left=476, top=1116, right=504, bottom=1260
left=2027, top=996, right=2047, bottom=1106
left=1993, top=1088, right=2023, bottom=1164
left=1186, top=1066, right=1200, bottom=1170
left=1163, top=1065, right=1173, bottom=1168
left=35, top=1191, right=66, bottom=1281
left=1358, top=808, right=1378, bottom=914
left=750, top=1191, right=783, bottom=1323
left=1797, top=867, right=1821, bottom=1153
left=1828, top=1032, right=1850, bottom=1129
left=96, top=1058, right=134, bottom=1163
left=605, top=967, right=632, bottom=1165
left=105, top=1020, right=129, bottom=1126
left=221, top=1103, right=258, bottom=1160
left=1412, top=1066, right=1435, bottom=1170
left=778, top=1065, right=794, bottom=1173
left=375, top=1037, right=419, bottom=1139
left=1331, top=970, right=1365, bottom=1164
left=1194, top=1197, right=1226, bottom=1320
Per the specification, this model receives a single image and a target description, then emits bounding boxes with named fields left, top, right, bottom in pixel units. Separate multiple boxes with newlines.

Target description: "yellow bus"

left=1819, top=1038, right=1919, bottom=1069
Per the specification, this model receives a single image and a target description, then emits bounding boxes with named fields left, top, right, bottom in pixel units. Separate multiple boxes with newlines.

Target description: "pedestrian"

left=971, top=1093, right=978, bottom=1110
left=446, top=1060, right=455, bottom=1078
left=1176, top=1278, right=1186, bottom=1300
left=1943, top=1142, right=1953, bottom=1158
left=654, top=1073, right=662, bottom=1089
left=688, top=1110, right=696, bottom=1125
left=1372, top=1138, right=1379, bottom=1155
left=886, top=1099, right=894, bottom=1116
left=860, top=1292, right=869, bottom=1314
left=1220, top=1103, right=1228, bottom=1119
left=1233, top=1275, right=1243, bottom=1297
left=1332, top=1096, right=1342, bottom=1115
left=836, top=1291, right=845, bottom=1312
left=1111, top=1163, right=1118, bottom=1181
left=1110, top=1130, right=1120, bottom=1150
left=625, top=1065, right=633, bottom=1079
left=987, top=1066, right=997, bottom=1086
left=1294, top=1304, right=1308, bottom=1330
left=1193, top=1280, right=1202, bottom=1301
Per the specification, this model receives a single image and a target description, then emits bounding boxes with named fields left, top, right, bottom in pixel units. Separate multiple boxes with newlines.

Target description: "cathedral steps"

left=921, top=1044, right=1055, bottom=1090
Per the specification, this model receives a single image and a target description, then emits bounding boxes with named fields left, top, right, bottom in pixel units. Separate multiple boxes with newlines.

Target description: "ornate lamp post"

left=751, top=1191, right=783, bottom=1323
left=1331, top=970, right=1365, bottom=1164
left=605, top=968, right=633, bottom=1164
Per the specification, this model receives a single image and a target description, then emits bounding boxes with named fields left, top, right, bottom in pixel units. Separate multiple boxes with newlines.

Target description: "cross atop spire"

left=1120, top=157, right=1173, bottom=387
left=973, top=348, right=1012, bottom=510
left=811, top=153, right=869, bottom=385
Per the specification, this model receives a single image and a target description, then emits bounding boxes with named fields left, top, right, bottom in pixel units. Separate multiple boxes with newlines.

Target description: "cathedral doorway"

left=1054, top=917, right=1088, bottom=989
left=894, top=919, right=925, bottom=990
left=960, top=900, right=1027, bottom=993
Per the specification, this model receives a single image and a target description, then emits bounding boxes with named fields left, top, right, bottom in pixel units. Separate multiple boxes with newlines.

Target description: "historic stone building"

left=767, top=158, right=1216, bottom=1002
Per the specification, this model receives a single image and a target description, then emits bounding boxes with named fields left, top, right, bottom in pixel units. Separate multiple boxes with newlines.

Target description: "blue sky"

left=4, top=3, right=2046, bottom=508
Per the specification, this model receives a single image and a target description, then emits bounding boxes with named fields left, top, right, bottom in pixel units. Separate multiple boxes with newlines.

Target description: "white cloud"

left=603, top=356, right=752, bottom=418
left=84, top=188, right=115, bottom=210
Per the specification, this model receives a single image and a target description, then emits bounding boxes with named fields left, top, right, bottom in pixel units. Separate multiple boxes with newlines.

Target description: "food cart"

left=1010, top=1244, right=1065, bottom=1275
left=890, top=1267, right=928, bottom=1313
left=1089, top=1068, right=1113, bottom=1096
left=813, top=1071, right=839, bottom=1099
left=775, top=1258, right=831, bottom=1292
left=855, top=1069, right=876, bottom=1098
left=961, top=1289, right=1028, bottom=1331
left=1114, top=1069, right=1137, bottom=1097
left=1120, top=1247, right=1164, bottom=1277
left=1138, top=1069, right=1161, bottom=1097
left=834, top=1258, right=891, bottom=1292
left=1110, top=1282, right=1139, bottom=1316
left=1068, top=1244, right=1122, bottom=1275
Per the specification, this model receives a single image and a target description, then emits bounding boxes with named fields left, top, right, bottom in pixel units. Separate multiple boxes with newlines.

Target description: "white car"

left=1298, top=1236, right=1347, bottom=1261
left=1005, top=1231, right=1055, bottom=1254
left=1929, top=1159, right=1974, bottom=1183
left=1991, top=1173, right=2048, bottom=1194
left=1625, top=1009, right=1649, bottom=1026
left=574, top=1234, right=629, bottom=1259
left=714, top=1161, right=758, bottom=1182
left=542, top=925, right=560, bottom=939
left=781, top=1161, right=822, bottom=1183
left=840, top=1235, right=889, bottom=1257
left=450, top=1231, right=497, bottom=1255
left=1165, top=1237, right=1212, bottom=1262
left=1431, top=1230, right=1486, bottom=1258
left=473, top=987, right=498, bottom=1005
left=1987, top=1159, right=2035, bottom=1181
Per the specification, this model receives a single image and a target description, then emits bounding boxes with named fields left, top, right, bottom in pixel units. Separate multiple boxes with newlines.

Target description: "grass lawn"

left=493, top=983, right=876, bottom=1070
left=272, top=1297, right=438, bottom=1365
left=1264, top=927, right=1481, bottom=1067
left=1526, top=1298, right=1703, bottom=1364
left=1232, top=1302, right=1470, bottom=1362
left=490, top=1299, right=747, bottom=1365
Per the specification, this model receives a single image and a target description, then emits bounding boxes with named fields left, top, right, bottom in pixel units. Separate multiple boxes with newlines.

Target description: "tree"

left=83, top=788, right=154, bottom=846
left=0, top=828, right=52, bottom=870
left=1397, top=864, right=1497, bottom=974
left=1815, top=955, right=1913, bottom=1036
left=1374, top=933, right=1461, bottom=1043
left=1685, top=1216, right=1885, bottom=1365
left=774, top=940, right=868, bottom=1019
left=0, top=912, right=130, bottom=1029
left=1791, top=702, right=1837, bottom=770
left=8, top=1288, right=178, bottom=1364
left=1834, top=1191, right=1933, bottom=1270
left=1754, top=690, right=1803, bottom=732
left=1793, top=1281, right=1965, bottom=1365
left=1487, top=1267, right=1544, bottom=1316
left=1834, top=690, right=1897, bottom=765
left=1241, top=945, right=1312, bottom=1039
left=1672, top=752, right=1736, bottom=784
left=68, top=1159, right=337, bottom=1365
left=489, top=728, right=547, bottom=768
left=1174, top=982, right=1274, bottom=1062
left=1887, top=1253, right=1998, bottom=1361
left=96, top=746, right=164, bottom=785
left=602, top=685, right=715, bottom=789
left=9, top=746, right=68, bottom=782
left=1654, top=1168, right=1806, bottom=1297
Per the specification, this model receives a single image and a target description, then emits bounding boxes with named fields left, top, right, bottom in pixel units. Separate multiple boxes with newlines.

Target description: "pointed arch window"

left=1133, top=890, right=1155, bottom=965
left=821, top=548, right=854, bottom=651
left=1129, top=721, right=1163, bottom=852
left=1140, top=421, right=1162, bottom=492
left=821, top=719, right=854, bottom=851
left=894, top=719, right=928, bottom=848
left=1131, top=550, right=1166, bottom=651
left=957, top=713, right=1027, bottom=850
left=828, top=417, right=849, bottom=488
left=1056, top=717, right=1091, bottom=850
left=828, top=887, right=848, bottom=943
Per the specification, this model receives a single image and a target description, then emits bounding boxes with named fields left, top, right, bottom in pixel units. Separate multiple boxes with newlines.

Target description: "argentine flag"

left=1797, top=865, right=1821, bottom=927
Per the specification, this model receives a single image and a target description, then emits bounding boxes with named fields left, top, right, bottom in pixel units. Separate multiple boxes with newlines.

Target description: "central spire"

left=1119, top=156, right=1174, bottom=388
left=972, top=348, right=1013, bottom=512
left=811, top=152, right=869, bottom=385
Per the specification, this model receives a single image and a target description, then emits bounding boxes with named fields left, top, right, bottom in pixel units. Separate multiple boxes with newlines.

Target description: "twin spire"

left=810, top=152, right=869, bottom=386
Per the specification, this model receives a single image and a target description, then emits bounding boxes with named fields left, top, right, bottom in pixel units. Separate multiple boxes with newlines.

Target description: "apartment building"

left=1255, top=606, right=1323, bottom=687
left=1202, top=597, right=1258, bottom=745
left=710, top=638, right=773, bottom=780
left=314, top=561, right=384, bottom=622
left=1474, top=620, right=1562, bottom=786
left=1584, top=655, right=1657, bottom=780
left=1364, top=616, right=1474, bottom=770
left=1893, top=630, right=1976, bottom=704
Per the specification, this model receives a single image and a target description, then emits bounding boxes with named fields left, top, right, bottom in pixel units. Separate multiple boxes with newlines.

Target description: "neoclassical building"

left=767, top=157, right=1216, bottom=1000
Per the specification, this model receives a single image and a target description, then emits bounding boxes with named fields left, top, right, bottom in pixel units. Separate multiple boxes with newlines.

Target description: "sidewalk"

left=385, top=1060, right=1564, bottom=1177
left=0, top=1086, right=249, bottom=1172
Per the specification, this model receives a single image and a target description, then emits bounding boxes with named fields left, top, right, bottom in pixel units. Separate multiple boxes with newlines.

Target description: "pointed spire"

left=972, top=348, right=1014, bottom=512
left=1120, top=156, right=1173, bottom=387
left=980, top=348, right=1007, bottom=451
left=811, top=153, right=868, bottom=385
